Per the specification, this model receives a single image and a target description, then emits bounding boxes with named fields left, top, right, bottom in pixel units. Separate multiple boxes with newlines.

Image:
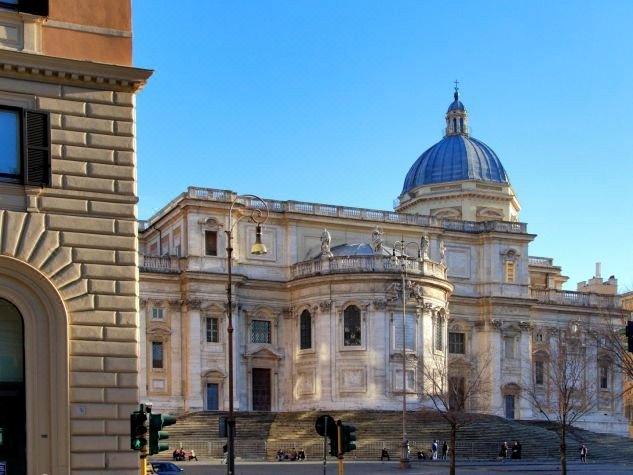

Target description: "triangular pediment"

left=244, top=345, right=283, bottom=360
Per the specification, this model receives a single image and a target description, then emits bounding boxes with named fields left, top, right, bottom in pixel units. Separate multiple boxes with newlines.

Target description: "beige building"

left=139, top=90, right=630, bottom=436
left=0, top=1, right=150, bottom=473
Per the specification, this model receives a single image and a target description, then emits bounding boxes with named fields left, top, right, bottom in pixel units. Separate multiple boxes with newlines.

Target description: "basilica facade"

left=139, top=90, right=630, bottom=435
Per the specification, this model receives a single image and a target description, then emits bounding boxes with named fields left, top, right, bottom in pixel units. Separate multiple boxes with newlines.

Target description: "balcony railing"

left=167, top=187, right=528, bottom=234
left=530, top=288, right=620, bottom=309
left=139, top=255, right=181, bottom=273
left=291, top=255, right=447, bottom=280
left=528, top=256, right=554, bottom=266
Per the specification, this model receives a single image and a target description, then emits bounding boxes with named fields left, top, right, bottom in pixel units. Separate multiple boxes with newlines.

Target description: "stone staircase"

left=155, top=410, right=633, bottom=463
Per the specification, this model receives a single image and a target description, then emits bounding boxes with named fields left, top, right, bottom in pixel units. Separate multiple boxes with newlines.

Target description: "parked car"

left=150, top=462, right=184, bottom=475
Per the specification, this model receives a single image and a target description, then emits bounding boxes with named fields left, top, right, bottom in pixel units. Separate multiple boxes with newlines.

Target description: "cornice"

left=0, top=49, right=153, bottom=92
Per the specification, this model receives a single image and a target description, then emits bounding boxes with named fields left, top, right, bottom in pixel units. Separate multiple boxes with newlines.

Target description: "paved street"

left=151, top=459, right=633, bottom=475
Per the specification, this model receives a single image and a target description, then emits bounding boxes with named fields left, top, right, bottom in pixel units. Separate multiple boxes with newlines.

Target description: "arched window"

left=343, top=305, right=361, bottom=346
left=299, top=309, right=312, bottom=350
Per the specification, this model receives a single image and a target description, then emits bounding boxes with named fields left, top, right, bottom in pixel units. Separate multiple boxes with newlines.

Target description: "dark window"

left=0, top=106, right=51, bottom=186
left=448, top=332, right=465, bottom=354
left=251, top=320, right=271, bottom=344
left=535, top=361, right=544, bottom=385
left=205, top=230, right=218, bottom=256
left=343, top=305, right=361, bottom=346
left=0, top=0, right=48, bottom=16
left=151, top=341, right=163, bottom=369
left=299, top=309, right=312, bottom=350
left=435, top=316, right=444, bottom=351
left=600, top=366, right=608, bottom=389
left=206, top=317, right=219, bottom=343
left=151, top=307, right=164, bottom=320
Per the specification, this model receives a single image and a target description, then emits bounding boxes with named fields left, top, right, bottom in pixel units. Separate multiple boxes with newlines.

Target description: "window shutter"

left=18, top=0, right=48, bottom=16
left=23, top=110, right=51, bottom=186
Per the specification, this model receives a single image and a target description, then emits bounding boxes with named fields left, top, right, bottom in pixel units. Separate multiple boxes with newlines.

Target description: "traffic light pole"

left=139, top=446, right=147, bottom=475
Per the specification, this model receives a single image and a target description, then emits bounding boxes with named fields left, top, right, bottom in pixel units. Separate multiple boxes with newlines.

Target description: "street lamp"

left=225, top=194, right=269, bottom=475
left=391, top=239, right=424, bottom=469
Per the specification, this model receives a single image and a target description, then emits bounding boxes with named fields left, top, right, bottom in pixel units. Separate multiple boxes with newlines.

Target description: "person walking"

left=431, top=440, right=438, bottom=460
left=580, top=444, right=588, bottom=463
left=441, top=441, right=448, bottom=460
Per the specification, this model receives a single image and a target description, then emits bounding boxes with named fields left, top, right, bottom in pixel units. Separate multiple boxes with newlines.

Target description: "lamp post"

left=225, top=194, right=269, bottom=475
left=391, top=239, right=423, bottom=469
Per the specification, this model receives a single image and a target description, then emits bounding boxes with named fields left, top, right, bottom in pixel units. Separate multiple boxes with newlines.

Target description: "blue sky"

left=132, top=0, right=633, bottom=291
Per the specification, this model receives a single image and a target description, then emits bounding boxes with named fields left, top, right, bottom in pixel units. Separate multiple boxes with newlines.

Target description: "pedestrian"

left=511, top=441, right=522, bottom=459
left=441, top=441, right=448, bottom=460
left=188, top=449, right=198, bottom=461
left=499, top=441, right=508, bottom=461
left=298, top=447, right=306, bottom=460
left=431, top=440, right=438, bottom=460
left=580, top=444, right=588, bottom=463
left=222, top=444, right=228, bottom=464
left=380, top=447, right=390, bottom=461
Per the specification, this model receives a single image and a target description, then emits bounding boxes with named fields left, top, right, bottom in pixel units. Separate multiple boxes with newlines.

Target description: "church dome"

left=402, top=88, right=510, bottom=194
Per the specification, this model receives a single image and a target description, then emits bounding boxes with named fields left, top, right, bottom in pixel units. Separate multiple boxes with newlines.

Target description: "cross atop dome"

left=445, top=84, right=468, bottom=136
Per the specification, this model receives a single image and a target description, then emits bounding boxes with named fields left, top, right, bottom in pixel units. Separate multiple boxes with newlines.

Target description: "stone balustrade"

left=530, top=288, right=620, bottom=309
left=139, top=187, right=528, bottom=234
left=290, top=255, right=447, bottom=280
left=139, top=255, right=181, bottom=273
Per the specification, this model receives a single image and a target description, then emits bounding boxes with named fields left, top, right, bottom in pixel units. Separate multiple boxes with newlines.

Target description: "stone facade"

left=139, top=188, right=630, bottom=436
left=0, top=2, right=150, bottom=474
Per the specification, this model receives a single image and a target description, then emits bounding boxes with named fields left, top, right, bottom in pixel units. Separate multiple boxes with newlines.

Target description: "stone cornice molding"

left=0, top=49, right=153, bottom=92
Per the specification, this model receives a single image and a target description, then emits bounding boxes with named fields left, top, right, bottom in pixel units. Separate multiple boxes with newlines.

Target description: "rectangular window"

left=0, top=107, right=51, bottom=186
left=205, top=230, right=218, bottom=256
left=395, top=369, right=415, bottom=392
left=448, top=332, right=465, bottom=354
left=251, top=320, right=271, bottom=344
left=206, top=317, right=219, bottom=343
left=151, top=307, right=164, bottom=320
left=0, top=108, right=19, bottom=177
left=505, top=261, right=516, bottom=283
left=535, top=361, right=544, bottom=385
left=151, top=341, right=163, bottom=369
left=394, top=314, right=415, bottom=351
left=299, top=310, right=312, bottom=350
left=599, top=366, right=608, bottom=389
left=0, top=1, right=48, bottom=15
left=435, top=318, right=444, bottom=351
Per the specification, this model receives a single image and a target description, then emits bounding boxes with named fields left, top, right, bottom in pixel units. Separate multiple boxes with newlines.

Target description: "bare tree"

left=521, top=328, right=598, bottom=475
left=591, top=316, right=633, bottom=389
left=421, top=351, right=491, bottom=475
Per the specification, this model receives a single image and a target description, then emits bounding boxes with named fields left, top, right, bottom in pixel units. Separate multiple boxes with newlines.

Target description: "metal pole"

left=400, top=261, right=409, bottom=469
left=226, top=229, right=235, bottom=475
left=337, top=421, right=344, bottom=475
left=323, top=417, right=328, bottom=475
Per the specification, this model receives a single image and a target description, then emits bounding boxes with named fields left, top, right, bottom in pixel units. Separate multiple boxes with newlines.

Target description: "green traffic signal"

left=341, top=424, right=357, bottom=453
left=149, top=413, right=177, bottom=455
left=130, top=411, right=148, bottom=451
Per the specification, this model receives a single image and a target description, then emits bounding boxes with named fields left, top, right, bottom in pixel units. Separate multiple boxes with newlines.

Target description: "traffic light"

left=149, top=413, right=177, bottom=455
left=626, top=321, right=633, bottom=352
left=130, top=410, right=148, bottom=451
left=329, top=426, right=339, bottom=457
left=340, top=424, right=357, bottom=453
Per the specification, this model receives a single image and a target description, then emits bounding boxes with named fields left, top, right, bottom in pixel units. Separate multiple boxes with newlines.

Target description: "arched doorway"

left=0, top=256, right=70, bottom=474
left=0, top=298, right=26, bottom=473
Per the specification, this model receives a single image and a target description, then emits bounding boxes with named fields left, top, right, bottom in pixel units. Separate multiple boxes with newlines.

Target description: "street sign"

left=315, top=415, right=336, bottom=437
